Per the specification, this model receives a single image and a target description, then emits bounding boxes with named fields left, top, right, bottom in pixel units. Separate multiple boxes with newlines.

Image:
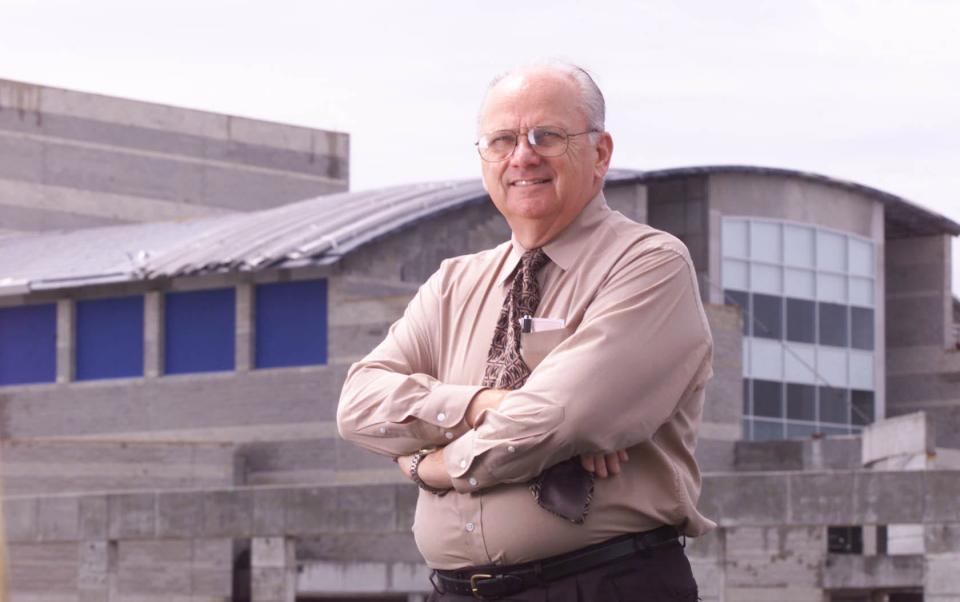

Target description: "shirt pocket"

left=520, top=326, right=573, bottom=371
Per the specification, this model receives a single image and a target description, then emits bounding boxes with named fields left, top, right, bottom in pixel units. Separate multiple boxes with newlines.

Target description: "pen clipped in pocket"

left=520, top=325, right=572, bottom=371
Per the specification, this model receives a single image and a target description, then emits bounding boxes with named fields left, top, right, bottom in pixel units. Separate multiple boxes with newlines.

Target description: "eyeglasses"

left=475, top=126, right=600, bottom=162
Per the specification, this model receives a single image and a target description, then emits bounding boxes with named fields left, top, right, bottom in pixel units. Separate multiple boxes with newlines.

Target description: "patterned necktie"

left=482, top=248, right=594, bottom=524
left=482, top=248, right=550, bottom=389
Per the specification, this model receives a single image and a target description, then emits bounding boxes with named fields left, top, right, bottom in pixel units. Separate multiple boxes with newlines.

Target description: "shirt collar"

left=498, top=191, right=610, bottom=283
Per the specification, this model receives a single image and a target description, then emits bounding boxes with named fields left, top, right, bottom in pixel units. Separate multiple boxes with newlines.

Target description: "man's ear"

left=594, top=132, right=613, bottom=178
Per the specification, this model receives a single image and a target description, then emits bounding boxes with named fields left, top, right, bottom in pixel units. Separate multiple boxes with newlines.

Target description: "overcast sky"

left=2, top=0, right=958, bottom=293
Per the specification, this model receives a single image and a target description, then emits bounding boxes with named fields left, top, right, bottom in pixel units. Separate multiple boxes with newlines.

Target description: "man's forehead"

left=480, top=70, right=583, bottom=129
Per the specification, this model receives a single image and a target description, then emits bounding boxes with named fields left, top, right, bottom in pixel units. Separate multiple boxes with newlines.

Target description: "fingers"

left=580, top=453, right=609, bottom=477
left=581, top=449, right=631, bottom=478
left=580, top=454, right=595, bottom=473
left=604, top=452, right=621, bottom=476
left=582, top=450, right=630, bottom=478
left=593, top=454, right=609, bottom=478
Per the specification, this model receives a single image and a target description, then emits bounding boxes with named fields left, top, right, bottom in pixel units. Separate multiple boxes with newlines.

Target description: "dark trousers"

left=427, top=541, right=698, bottom=601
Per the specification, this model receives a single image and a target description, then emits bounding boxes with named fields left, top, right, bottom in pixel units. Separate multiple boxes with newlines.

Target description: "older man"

left=338, top=61, right=713, bottom=601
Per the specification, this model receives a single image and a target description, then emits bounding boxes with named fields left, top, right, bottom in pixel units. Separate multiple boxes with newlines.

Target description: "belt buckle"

left=469, top=573, right=494, bottom=599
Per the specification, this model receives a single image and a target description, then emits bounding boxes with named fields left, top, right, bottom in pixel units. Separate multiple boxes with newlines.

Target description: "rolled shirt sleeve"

left=443, top=243, right=713, bottom=493
left=337, top=266, right=484, bottom=457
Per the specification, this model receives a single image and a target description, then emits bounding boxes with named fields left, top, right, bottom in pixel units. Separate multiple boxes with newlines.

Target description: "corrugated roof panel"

left=0, top=179, right=489, bottom=295
left=0, top=167, right=955, bottom=297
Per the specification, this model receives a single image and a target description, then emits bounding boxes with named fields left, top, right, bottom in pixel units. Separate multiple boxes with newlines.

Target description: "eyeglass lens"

left=479, top=127, right=568, bottom=161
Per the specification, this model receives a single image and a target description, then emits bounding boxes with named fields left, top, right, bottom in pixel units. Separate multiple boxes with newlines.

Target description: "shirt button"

left=378, top=427, right=386, bottom=434
left=437, top=412, right=447, bottom=422
left=445, top=431, right=454, bottom=440
left=459, top=459, right=467, bottom=469
left=465, top=522, right=475, bottom=532
left=507, top=445, right=516, bottom=453
left=468, top=477, right=478, bottom=487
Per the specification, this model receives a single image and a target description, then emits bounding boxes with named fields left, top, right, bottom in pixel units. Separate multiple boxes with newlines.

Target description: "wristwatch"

left=409, top=448, right=450, bottom=496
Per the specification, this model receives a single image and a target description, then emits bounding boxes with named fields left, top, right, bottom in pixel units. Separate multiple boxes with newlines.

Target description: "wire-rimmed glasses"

left=475, top=126, right=599, bottom=162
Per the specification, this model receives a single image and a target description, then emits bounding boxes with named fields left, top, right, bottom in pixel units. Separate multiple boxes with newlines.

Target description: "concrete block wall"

left=0, top=78, right=348, bottom=234
left=7, top=539, right=232, bottom=601
left=698, top=304, right=743, bottom=472
left=2, top=483, right=423, bottom=600
left=885, top=235, right=960, bottom=449
left=5, top=471, right=960, bottom=600
left=734, top=437, right=861, bottom=472
left=925, top=524, right=960, bottom=601
left=724, top=526, right=828, bottom=602
left=0, top=441, right=235, bottom=496
left=885, top=235, right=953, bottom=350
left=687, top=529, right=725, bottom=602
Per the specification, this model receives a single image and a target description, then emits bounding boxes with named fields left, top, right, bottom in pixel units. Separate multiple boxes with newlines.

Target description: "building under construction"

left=1, top=79, right=959, bottom=602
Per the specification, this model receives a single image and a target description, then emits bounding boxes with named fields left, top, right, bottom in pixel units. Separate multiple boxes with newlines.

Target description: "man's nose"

left=509, top=133, right=541, bottom=166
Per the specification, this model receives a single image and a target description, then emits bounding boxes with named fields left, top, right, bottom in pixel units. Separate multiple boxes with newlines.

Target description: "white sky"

left=2, top=0, right=958, bottom=294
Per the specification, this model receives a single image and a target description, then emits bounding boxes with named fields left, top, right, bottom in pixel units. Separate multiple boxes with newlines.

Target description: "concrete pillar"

left=708, top=208, right=723, bottom=305
left=924, top=523, right=960, bottom=601
left=144, top=291, right=163, bottom=378
left=251, top=537, right=295, bottom=602
left=77, top=540, right=116, bottom=601
left=56, top=299, right=74, bottom=383
left=863, top=524, right=878, bottom=556
left=236, top=283, right=254, bottom=371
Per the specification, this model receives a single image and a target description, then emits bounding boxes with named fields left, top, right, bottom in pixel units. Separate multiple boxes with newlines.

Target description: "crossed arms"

left=336, top=241, right=712, bottom=493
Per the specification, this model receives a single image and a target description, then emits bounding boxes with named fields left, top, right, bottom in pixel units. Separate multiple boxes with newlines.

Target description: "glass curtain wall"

left=722, top=217, right=877, bottom=440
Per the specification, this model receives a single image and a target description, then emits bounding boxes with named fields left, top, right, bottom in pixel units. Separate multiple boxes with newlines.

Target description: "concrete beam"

left=5, top=471, right=960, bottom=545
left=822, top=554, right=925, bottom=590
left=297, top=560, right=432, bottom=597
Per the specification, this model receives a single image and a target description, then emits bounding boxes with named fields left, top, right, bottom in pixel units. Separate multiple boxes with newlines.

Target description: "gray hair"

left=478, top=59, right=606, bottom=133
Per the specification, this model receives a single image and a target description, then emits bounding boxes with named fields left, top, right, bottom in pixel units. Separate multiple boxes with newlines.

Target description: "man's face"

left=478, top=71, right=612, bottom=240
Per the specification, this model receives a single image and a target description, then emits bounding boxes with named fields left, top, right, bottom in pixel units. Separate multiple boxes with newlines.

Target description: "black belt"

left=432, top=525, right=681, bottom=600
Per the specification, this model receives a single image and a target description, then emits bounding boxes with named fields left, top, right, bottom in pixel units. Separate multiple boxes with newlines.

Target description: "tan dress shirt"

left=337, top=192, right=716, bottom=569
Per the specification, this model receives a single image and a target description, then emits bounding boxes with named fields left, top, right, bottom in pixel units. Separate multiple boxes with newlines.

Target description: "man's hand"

left=465, top=388, right=508, bottom=428
left=397, top=449, right=453, bottom=490
left=580, top=449, right=629, bottom=478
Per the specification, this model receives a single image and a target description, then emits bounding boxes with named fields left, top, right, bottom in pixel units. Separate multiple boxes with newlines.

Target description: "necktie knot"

left=520, top=248, right=550, bottom=278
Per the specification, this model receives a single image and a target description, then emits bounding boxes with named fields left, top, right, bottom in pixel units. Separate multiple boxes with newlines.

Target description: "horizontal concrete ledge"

left=3, top=470, right=959, bottom=544
left=701, top=469, right=960, bottom=527
left=298, top=560, right=432, bottom=596
left=822, top=554, right=925, bottom=590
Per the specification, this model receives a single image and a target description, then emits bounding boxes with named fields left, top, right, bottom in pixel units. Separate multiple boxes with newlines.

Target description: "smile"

left=511, top=178, right=551, bottom=187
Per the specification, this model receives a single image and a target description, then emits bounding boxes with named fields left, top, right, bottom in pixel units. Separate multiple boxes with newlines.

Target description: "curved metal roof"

left=0, top=179, right=488, bottom=295
left=625, top=165, right=960, bottom=238
left=0, top=166, right=955, bottom=297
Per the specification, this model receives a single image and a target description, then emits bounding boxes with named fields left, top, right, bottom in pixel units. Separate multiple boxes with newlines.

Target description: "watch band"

left=410, top=448, right=450, bottom=496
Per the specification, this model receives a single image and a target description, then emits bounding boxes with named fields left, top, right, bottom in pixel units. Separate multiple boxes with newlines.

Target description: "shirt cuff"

left=415, top=383, right=482, bottom=430
left=441, top=430, right=495, bottom=493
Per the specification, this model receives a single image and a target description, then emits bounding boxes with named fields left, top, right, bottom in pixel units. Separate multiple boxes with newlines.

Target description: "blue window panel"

left=0, top=304, right=57, bottom=386
left=165, top=288, right=235, bottom=375
left=255, top=279, right=327, bottom=369
left=76, top=296, right=144, bottom=380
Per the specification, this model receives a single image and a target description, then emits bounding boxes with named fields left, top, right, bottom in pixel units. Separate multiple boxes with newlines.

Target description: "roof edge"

left=608, top=164, right=960, bottom=237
